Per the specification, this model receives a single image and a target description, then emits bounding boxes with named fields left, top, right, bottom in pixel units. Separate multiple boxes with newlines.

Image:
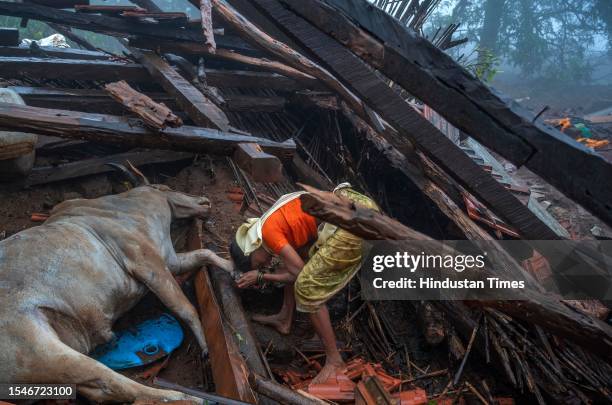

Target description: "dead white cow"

left=0, top=169, right=233, bottom=403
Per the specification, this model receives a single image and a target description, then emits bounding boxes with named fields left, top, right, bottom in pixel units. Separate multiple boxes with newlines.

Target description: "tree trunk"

left=479, top=0, right=505, bottom=54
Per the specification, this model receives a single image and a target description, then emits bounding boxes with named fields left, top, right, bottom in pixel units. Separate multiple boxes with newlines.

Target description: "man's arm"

left=276, top=244, right=305, bottom=281
left=236, top=244, right=306, bottom=288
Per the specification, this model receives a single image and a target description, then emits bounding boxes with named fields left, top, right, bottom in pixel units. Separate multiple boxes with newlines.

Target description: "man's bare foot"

left=252, top=313, right=292, bottom=335
left=311, top=358, right=346, bottom=384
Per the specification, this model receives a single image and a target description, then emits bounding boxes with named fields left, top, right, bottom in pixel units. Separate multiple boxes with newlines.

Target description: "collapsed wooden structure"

left=1, top=0, right=611, bottom=404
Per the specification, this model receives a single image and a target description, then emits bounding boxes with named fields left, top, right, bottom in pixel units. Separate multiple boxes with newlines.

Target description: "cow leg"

left=22, top=320, right=201, bottom=404
left=136, top=264, right=208, bottom=354
left=173, top=249, right=234, bottom=274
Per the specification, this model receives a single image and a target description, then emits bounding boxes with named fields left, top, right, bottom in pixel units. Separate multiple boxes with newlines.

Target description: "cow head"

left=108, top=161, right=211, bottom=219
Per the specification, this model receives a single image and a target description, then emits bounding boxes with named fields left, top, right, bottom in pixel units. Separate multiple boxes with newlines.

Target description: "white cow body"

left=0, top=185, right=232, bottom=403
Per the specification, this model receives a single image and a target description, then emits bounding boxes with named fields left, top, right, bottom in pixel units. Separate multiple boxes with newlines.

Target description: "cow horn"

left=105, top=162, right=145, bottom=187
left=126, top=161, right=150, bottom=185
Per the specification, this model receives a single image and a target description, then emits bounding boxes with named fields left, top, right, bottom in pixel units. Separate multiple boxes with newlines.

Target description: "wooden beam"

left=128, top=37, right=324, bottom=90
left=23, top=150, right=193, bottom=187
left=200, top=0, right=217, bottom=53
left=233, top=142, right=283, bottom=182
left=298, top=185, right=612, bottom=361
left=253, top=0, right=559, bottom=240
left=205, top=68, right=313, bottom=90
left=0, top=45, right=109, bottom=60
left=10, top=86, right=286, bottom=114
left=0, top=104, right=296, bottom=159
left=104, top=80, right=183, bottom=130
left=214, top=48, right=319, bottom=85
left=0, top=57, right=306, bottom=92
left=0, top=57, right=149, bottom=82
left=0, top=57, right=308, bottom=90
left=0, top=28, right=19, bottom=46
left=189, top=222, right=257, bottom=403
left=283, top=0, right=612, bottom=228
left=338, top=102, right=489, bottom=240
left=130, top=48, right=231, bottom=131
left=206, top=246, right=273, bottom=381
left=210, top=0, right=375, bottom=128
left=0, top=1, right=251, bottom=51
left=24, top=0, right=89, bottom=7
left=0, top=1, right=200, bottom=42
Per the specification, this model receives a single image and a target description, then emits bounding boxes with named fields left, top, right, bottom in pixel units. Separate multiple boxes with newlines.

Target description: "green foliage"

left=473, top=48, right=501, bottom=82
left=429, top=0, right=610, bottom=83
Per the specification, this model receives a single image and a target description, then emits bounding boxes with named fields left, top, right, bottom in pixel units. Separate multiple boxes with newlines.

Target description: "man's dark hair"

left=230, top=238, right=252, bottom=273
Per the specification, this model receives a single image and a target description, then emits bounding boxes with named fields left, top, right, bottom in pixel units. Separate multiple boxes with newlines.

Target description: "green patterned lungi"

left=294, top=188, right=379, bottom=313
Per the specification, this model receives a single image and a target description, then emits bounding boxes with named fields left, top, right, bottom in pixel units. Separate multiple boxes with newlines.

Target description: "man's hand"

left=237, top=270, right=259, bottom=288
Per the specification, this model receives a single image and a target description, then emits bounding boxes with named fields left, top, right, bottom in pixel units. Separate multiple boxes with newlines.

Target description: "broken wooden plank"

left=207, top=246, right=273, bottom=381
left=200, top=0, right=216, bottom=53
left=23, top=150, right=193, bottom=187
left=0, top=104, right=296, bottom=159
left=253, top=0, right=559, bottom=240
left=284, top=0, right=612, bottom=228
left=189, top=221, right=257, bottom=403
left=0, top=28, right=19, bottom=47
left=10, top=86, right=286, bottom=114
left=130, top=48, right=231, bottom=131
left=104, top=80, right=182, bottom=130
left=233, top=142, right=283, bottom=182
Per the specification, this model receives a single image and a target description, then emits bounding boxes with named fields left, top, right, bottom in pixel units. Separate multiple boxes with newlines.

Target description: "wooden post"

left=188, top=221, right=257, bottom=403
left=233, top=143, right=283, bottom=183
left=200, top=0, right=216, bottom=53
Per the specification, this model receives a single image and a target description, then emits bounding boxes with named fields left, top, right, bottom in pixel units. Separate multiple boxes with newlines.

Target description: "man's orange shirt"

left=261, top=198, right=318, bottom=255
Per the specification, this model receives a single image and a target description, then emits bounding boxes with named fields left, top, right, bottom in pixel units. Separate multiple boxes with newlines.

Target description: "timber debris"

left=0, top=0, right=610, bottom=404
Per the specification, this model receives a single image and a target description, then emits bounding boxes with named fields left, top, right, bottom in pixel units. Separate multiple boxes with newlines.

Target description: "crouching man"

left=230, top=184, right=378, bottom=383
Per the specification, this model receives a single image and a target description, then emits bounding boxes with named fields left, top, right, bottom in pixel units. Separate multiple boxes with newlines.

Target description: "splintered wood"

left=104, top=80, right=182, bottom=130
left=200, top=0, right=216, bottom=53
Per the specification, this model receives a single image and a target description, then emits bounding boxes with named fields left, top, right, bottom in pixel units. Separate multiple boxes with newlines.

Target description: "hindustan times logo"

left=371, top=251, right=486, bottom=273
